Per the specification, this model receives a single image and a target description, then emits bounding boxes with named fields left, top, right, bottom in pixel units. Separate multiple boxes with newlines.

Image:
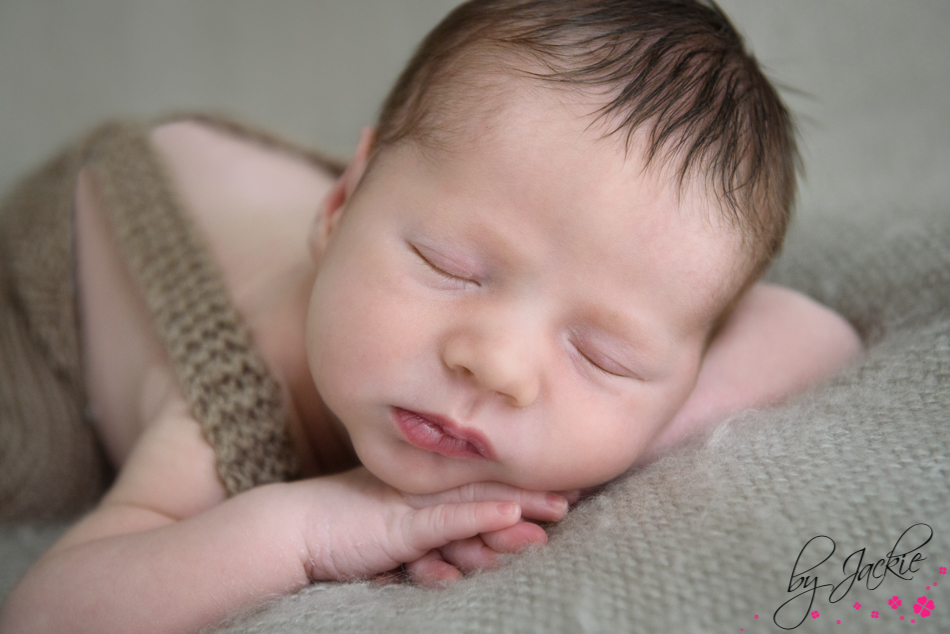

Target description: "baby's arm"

left=644, top=283, right=863, bottom=457
left=0, top=388, right=566, bottom=634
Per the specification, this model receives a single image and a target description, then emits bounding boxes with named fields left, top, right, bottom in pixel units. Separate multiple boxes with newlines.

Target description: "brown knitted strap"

left=85, top=121, right=299, bottom=494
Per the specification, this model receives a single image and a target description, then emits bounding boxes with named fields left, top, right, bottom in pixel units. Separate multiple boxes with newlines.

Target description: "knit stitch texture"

left=0, top=116, right=344, bottom=516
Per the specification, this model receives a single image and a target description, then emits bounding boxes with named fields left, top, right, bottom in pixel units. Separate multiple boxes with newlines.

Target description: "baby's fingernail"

left=546, top=493, right=568, bottom=511
left=562, top=489, right=582, bottom=504
left=497, top=502, right=519, bottom=516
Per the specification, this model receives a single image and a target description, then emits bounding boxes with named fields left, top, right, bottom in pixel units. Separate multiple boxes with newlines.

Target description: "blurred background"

left=0, top=0, right=948, bottom=217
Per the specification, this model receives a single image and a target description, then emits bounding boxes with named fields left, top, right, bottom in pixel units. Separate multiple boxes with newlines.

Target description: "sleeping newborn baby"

left=0, top=1, right=861, bottom=632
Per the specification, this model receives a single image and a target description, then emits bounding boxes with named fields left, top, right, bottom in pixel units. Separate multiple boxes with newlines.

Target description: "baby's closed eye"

left=565, top=329, right=647, bottom=381
left=409, top=242, right=481, bottom=288
left=573, top=344, right=638, bottom=379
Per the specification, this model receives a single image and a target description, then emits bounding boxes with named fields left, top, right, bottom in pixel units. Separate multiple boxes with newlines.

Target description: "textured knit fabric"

left=0, top=116, right=342, bottom=519
left=0, top=141, right=110, bottom=520
left=207, top=203, right=950, bottom=634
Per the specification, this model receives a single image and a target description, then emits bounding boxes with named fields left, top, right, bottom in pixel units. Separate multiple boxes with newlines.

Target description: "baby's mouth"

left=391, top=407, right=495, bottom=460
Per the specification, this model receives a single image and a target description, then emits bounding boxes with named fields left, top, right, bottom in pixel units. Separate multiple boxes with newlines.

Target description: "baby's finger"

left=405, top=549, right=462, bottom=588
left=480, top=521, right=548, bottom=553
left=560, top=485, right=603, bottom=503
left=515, top=492, right=568, bottom=522
left=439, top=523, right=549, bottom=573
left=403, top=501, right=521, bottom=554
left=438, top=536, right=499, bottom=573
left=558, top=489, right=583, bottom=504
left=407, top=483, right=568, bottom=522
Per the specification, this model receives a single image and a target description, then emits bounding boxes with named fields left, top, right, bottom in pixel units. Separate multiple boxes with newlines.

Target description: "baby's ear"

left=309, top=127, right=377, bottom=260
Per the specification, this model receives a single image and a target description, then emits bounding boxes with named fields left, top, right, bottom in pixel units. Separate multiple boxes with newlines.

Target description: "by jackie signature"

left=772, top=523, right=932, bottom=630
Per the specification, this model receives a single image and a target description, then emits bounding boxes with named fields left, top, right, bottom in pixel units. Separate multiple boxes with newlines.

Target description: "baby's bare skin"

left=0, top=117, right=861, bottom=633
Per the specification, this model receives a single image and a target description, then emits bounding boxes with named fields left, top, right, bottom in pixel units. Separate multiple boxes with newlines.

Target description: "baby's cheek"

left=579, top=391, right=685, bottom=481
left=310, top=276, right=425, bottom=406
left=524, top=403, right=648, bottom=490
left=306, top=293, right=369, bottom=407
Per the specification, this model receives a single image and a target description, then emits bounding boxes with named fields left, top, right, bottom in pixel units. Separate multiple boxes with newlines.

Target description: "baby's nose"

left=442, top=330, right=540, bottom=408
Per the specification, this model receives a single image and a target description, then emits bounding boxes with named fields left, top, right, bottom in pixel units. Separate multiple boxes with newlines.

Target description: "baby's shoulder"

left=149, top=119, right=337, bottom=213
left=76, top=118, right=336, bottom=468
left=148, top=119, right=336, bottom=304
left=737, top=284, right=862, bottom=360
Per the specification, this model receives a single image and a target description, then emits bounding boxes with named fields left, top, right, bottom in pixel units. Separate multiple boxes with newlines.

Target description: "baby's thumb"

left=404, top=502, right=521, bottom=553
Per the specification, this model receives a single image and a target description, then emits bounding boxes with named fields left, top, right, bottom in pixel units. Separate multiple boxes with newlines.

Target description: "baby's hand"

left=401, top=483, right=572, bottom=587
left=300, top=469, right=569, bottom=584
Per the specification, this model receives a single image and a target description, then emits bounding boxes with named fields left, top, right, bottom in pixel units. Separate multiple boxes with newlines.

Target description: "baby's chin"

left=361, top=459, right=495, bottom=495
left=349, top=450, right=456, bottom=495
left=363, top=455, right=631, bottom=496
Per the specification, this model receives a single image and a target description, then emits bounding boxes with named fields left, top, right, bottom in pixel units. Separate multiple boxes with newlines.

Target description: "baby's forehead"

left=372, top=98, right=749, bottom=333
left=418, top=78, right=740, bottom=225
left=406, top=70, right=723, bottom=208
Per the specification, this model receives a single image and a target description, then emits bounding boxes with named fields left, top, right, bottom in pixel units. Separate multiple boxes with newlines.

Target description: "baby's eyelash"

left=573, top=343, right=641, bottom=381
left=577, top=348, right=622, bottom=378
left=411, top=245, right=477, bottom=286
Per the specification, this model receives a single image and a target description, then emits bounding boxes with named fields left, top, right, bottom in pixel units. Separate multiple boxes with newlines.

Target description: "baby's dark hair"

left=375, top=0, right=799, bottom=275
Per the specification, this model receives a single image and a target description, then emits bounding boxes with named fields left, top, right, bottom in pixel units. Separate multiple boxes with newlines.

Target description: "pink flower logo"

left=913, top=596, right=934, bottom=618
left=940, top=566, right=947, bottom=575
left=889, top=596, right=902, bottom=609
left=853, top=602, right=861, bottom=610
left=811, top=611, right=820, bottom=619
left=871, top=611, right=879, bottom=619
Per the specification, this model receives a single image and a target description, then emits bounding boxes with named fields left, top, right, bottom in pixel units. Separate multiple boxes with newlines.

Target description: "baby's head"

left=305, top=0, right=797, bottom=493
